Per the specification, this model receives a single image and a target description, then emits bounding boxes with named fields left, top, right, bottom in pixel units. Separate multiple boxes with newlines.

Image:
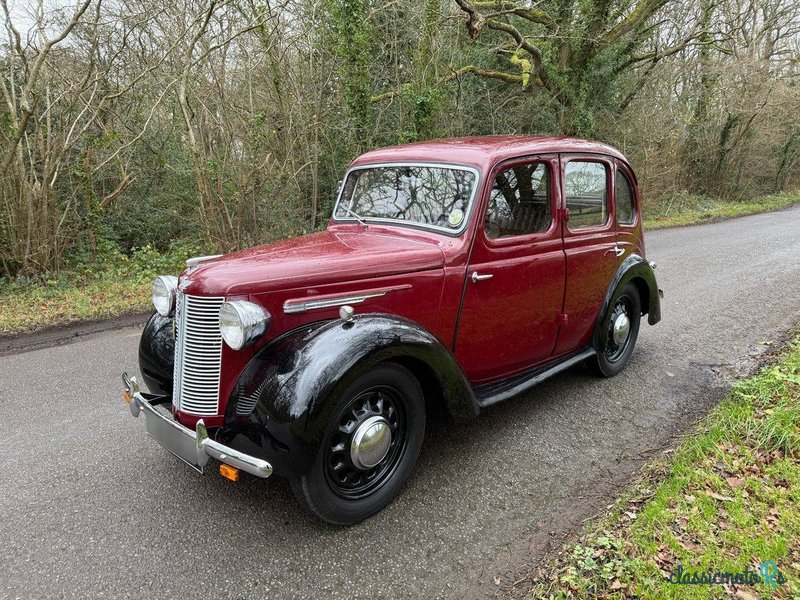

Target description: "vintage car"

left=123, top=135, right=661, bottom=525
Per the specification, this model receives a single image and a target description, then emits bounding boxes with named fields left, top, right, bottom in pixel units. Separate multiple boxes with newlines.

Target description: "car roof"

left=350, top=135, right=630, bottom=172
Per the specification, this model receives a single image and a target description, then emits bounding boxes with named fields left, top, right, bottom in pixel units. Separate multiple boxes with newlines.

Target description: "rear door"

left=455, top=155, right=565, bottom=384
left=553, top=154, right=619, bottom=355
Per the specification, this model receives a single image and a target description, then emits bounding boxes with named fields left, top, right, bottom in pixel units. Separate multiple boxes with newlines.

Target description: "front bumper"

left=123, top=372, right=272, bottom=478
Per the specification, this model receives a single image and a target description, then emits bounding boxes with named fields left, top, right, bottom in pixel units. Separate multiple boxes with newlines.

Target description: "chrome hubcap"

left=612, top=313, right=631, bottom=345
left=350, top=415, right=392, bottom=470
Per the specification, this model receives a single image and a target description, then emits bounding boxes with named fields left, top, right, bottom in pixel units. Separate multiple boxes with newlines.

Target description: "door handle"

left=606, top=245, right=625, bottom=257
left=471, top=271, right=493, bottom=283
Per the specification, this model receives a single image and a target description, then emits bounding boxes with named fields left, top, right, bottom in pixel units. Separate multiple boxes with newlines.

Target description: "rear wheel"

left=290, top=363, right=425, bottom=525
left=589, top=283, right=641, bottom=377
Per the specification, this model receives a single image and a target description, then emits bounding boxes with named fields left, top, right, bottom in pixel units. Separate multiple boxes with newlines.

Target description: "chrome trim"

left=330, top=161, right=482, bottom=236
left=123, top=373, right=272, bottom=478
left=152, top=275, right=178, bottom=316
left=186, top=254, right=223, bottom=268
left=219, top=300, right=270, bottom=350
left=283, top=284, right=411, bottom=315
left=613, top=313, right=631, bottom=345
left=174, top=293, right=224, bottom=416
left=350, top=415, right=392, bottom=470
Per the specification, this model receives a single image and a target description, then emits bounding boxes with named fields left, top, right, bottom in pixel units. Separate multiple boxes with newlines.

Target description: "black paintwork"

left=137, top=258, right=660, bottom=478
left=138, top=312, right=174, bottom=395
left=592, top=253, right=661, bottom=353
left=217, top=315, right=479, bottom=476
left=474, top=347, right=596, bottom=407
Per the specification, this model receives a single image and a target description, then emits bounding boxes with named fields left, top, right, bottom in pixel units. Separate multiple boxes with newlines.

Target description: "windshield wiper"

left=343, top=206, right=368, bottom=227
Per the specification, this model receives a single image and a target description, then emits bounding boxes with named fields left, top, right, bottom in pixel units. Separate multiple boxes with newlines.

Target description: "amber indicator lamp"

left=219, top=464, right=240, bottom=482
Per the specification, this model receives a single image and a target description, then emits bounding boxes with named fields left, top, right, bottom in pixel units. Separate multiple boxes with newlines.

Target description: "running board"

left=474, top=348, right=596, bottom=408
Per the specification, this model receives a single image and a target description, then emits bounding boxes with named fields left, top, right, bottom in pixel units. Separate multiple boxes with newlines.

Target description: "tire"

left=290, top=363, right=425, bottom=525
left=588, top=282, right=641, bottom=377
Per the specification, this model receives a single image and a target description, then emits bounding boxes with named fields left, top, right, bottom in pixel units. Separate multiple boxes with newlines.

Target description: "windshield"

left=334, top=165, right=478, bottom=232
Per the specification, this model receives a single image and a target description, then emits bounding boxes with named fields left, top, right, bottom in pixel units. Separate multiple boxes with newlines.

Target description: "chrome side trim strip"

left=283, top=284, right=412, bottom=315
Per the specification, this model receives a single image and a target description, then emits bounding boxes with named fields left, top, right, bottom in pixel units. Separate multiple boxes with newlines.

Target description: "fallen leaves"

left=706, top=490, right=734, bottom=502
left=725, top=476, right=744, bottom=489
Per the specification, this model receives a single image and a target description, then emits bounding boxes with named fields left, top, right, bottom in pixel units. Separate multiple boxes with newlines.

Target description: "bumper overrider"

left=122, top=372, right=272, bottom=479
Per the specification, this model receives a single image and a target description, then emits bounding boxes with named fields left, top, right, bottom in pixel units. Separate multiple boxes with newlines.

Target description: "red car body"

left=175, top=136, right=648, bottom=423
left=128, top=135, right=661, bottom=524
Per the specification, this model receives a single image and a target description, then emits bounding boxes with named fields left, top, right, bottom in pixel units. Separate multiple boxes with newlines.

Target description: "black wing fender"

left=219, top=315, right=478, bottom=476
left=138, top=312, right=175, bottom=396
left=591, top=253, right=661, bottom=352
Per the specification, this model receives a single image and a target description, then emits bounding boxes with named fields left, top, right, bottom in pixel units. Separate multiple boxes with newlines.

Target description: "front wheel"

left=589, top=282, right=641, bottom=377
left=290, top=363, right=425, bottom=525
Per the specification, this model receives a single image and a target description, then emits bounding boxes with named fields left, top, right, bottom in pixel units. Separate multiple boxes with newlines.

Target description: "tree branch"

left=472, top=0, right=555, bottom=30
left=370, top=65, right=524, bottom=103
left=0, top=0, right=94, bottom=170
left=454, top=0, right=548, bottom=87
left=599, top=0, right=671, bottom=49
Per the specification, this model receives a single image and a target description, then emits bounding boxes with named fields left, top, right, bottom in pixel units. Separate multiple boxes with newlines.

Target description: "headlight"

left=151, top=276, right=178, bottom=316
left=219, top=301, right=270, bottom=350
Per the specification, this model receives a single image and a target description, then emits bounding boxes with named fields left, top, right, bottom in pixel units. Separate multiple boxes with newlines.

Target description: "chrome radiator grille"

left=173, top=292, right=225, bottom=416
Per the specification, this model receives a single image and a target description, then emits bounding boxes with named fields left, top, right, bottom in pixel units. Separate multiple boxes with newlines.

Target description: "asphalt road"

left=3, top=207, right=800, bottom=599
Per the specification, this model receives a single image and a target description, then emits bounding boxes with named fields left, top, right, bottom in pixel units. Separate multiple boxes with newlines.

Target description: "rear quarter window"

left=616, top=170, right=635, bottom=225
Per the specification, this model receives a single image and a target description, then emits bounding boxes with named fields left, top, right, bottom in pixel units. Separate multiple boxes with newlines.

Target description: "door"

left=553, top=154, right=620, bottom=355
left=454, top=155, right=565, bottom=384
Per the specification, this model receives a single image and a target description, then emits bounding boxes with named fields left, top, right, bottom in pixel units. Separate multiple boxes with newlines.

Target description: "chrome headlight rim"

left=151, top=275, right=178, bottom=317
left=219, top=300, right=270, bottom=350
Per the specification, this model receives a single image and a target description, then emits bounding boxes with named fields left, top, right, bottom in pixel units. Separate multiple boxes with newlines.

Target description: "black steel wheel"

left=290, top=363, right=425, bottom=525
left=324, top=384, right=407, bottom=500
left=589, top=283, right=641, bottom=377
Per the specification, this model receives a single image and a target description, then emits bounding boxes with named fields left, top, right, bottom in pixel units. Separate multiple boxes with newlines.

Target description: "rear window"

left=565, top=161, right=608, bottom=229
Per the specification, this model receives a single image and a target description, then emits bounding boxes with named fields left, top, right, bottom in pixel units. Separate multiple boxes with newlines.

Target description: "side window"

left=485, top=162, right=551, bottom=239
left=564, top=161, right=608, bottom=229
left=616, top=170, right=635, bottom=225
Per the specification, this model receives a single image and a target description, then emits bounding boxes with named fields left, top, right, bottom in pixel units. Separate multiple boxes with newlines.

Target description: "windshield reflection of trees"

left=339, top=167, right=475, bottom=229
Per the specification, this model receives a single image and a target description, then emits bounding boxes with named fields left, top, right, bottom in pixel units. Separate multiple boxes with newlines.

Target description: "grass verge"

left=642, top=192, right=798, bottom=230
left=0, top=243, right=207, bottom=335
left=511, top=334, right=800, bottom=599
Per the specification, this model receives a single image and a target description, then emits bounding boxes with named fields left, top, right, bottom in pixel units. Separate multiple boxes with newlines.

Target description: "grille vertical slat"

left=173, top=292, right=224, bottom=416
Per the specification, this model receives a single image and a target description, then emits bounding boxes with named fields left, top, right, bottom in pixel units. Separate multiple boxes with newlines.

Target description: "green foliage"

left=2, top=0, right=798, bottom=288
left=396, top=85, right=445, bottom=143
left=0, top=239, right=211, bottom=333
left=325, top=0, right=375, bottom=145
left=643, top=192, right=799, bottom=230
